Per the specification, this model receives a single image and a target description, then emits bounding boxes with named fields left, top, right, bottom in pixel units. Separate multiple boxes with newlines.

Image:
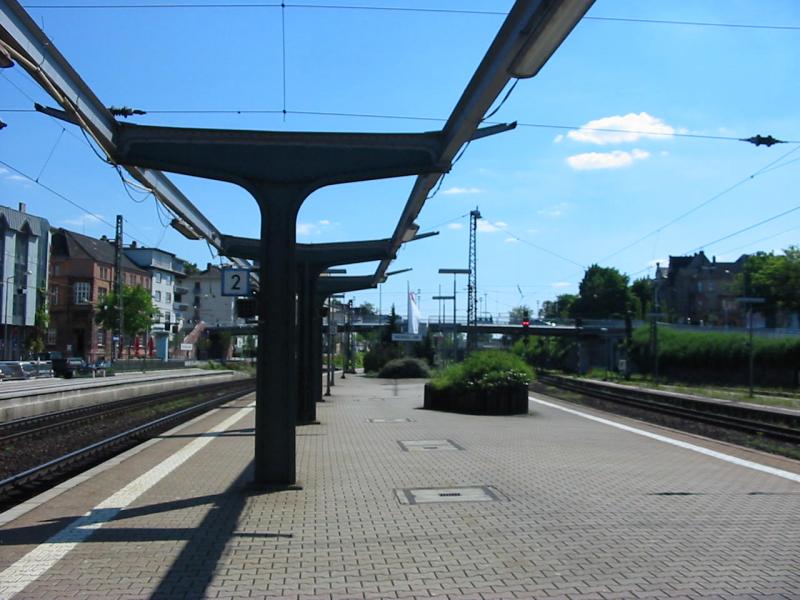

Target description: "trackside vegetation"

left=629, top=326, right=800, bottom=386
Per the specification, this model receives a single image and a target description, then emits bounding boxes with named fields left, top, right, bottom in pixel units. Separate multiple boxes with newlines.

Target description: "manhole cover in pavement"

left=398, top=439, right=463, bottom=451
left=396, top=486, right=500, bottom=505
left=368, top=418, right=414, bottom=423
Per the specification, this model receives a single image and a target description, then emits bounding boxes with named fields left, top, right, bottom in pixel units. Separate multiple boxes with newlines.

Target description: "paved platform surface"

left=0, top=375, right=798, bottom=599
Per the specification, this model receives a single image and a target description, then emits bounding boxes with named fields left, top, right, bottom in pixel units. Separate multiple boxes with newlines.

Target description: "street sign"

left=180, top=343, right=193, bottom=351
left=221, top=268, right=251, bottom=296
left=392, top=333, right=422, bottom=342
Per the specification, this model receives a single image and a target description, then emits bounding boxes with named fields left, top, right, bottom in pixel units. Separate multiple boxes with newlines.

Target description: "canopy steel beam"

left=0, top=0, right=246, bottom=265
left=112, top=131, right=446, bottom=487
left=374, top=0, right=593, bottom=284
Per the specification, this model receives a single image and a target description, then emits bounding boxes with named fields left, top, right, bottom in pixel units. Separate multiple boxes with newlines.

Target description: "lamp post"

left=438, top=268, right=470, bottom=362
left=4, top=270, right=32, bottom=360
left=737, top=297, right=765, bottom=397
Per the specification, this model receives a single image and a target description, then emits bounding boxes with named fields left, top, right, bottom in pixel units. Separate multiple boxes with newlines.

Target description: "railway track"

left=0, top=379, right=255, bottom=507
left=538, top=374, right=800, bottom=445
left=0, top=378, right=251, bottom=443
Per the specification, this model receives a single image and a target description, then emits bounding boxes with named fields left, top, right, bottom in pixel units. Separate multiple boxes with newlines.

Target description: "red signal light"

left=522, top=320, right=529, bottom=327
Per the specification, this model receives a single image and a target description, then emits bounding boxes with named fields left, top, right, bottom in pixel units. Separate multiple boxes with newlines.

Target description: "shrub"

left=430, top=350, right=533, bottom=392
left=363, top=344, right=403, bottom=373
left=378, top=358, right=431, bottom=379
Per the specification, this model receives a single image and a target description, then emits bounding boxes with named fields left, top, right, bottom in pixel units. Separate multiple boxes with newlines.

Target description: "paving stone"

left=1, top=380, right=799, bottom=600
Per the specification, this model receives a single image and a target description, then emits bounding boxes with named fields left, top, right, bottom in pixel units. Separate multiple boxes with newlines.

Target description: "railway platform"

left=0, top=375, right=798, bottom=599
left=0, top=368, right=245, bottom=421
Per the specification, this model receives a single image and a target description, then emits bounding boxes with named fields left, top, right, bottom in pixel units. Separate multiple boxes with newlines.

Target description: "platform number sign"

left=221, top=268, right=251, bottom=296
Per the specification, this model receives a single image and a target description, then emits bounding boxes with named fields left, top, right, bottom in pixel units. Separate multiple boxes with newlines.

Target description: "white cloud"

left=551, top=282, right=572, bottom=289
left=318, top=219, right=331, bottom=225
left=566, top=112, right=676, bottom=145
left=6, top=174, right=28, bottom=183
left=494, top=221, right=508, bottom=228
left=537, top=202, right=568, bottom=218
left=477, top=220, right=501, bottom=233
left=296, top=222, right=318, bottom=236
left=567, top=149, right=650, bottom=171
left=62, top=214, right=105, bottom=228
left=441, top=186, right=482, bottom=195
left=447, top=223, right=463, bottom=230
left=554, top=134, right=565, bottom=144
left=504, top=237, right=518, bottom=244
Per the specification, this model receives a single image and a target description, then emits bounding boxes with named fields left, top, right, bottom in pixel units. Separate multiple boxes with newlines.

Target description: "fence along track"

left=0, top=381, right=255, bottom=505
left=538, top=374, right=800, bottom=445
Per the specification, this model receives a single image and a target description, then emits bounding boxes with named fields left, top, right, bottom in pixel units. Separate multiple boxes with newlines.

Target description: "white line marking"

left=0, top=402, right=254, bottom=599
left=530, top=395, right=800, bottom=484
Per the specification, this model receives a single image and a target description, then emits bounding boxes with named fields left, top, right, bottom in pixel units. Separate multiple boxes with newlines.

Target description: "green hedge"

left=363, top=344, right=403, bottom=373
left=378, top=358, right=430, bottom=379
left=430, top=350, right=533, bottom=392
left=630, top=325, right=800, bottom=384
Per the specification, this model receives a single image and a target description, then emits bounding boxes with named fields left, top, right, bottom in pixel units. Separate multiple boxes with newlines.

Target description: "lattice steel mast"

left=467, top=207, right=481, bottom=352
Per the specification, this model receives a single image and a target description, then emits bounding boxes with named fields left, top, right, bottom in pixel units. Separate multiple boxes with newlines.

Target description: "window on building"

left=46, top=328, right=57, bottom=345
left=154, top=290, right=162, bottom=302
left=74, top=282, right=91, bottom=304
left=51, top=286, right=59, bottom=306
left=166, top=292, right=172, bottom=303
left=98, top=287, right=108, bottom=301
left=97, top=328, right=105, bottom=347
left=164, top=311, right=171, bottom=325
left=156, top=272, right=162, bottom=283
left=194, top=295, right=201, bottom=308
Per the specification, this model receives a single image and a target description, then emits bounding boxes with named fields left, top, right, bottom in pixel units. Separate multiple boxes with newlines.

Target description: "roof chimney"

left=18, top=202, right=25, bottom=214
left=712, top=255, right=716, bottom=264
left=130, top=240, right=137, bottom=248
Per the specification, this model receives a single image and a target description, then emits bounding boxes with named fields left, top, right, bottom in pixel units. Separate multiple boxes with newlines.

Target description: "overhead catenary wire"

left=20, top=2, right=800, bottom=31
left=0, top=158, right=152, bottom=247
left=592, top=143, right=800, bottom=267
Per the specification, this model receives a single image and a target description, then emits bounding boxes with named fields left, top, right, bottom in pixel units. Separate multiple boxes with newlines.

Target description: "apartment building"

left=0, top=203, right=50, bottom=359
left=48, top=228, right=151, bottom=361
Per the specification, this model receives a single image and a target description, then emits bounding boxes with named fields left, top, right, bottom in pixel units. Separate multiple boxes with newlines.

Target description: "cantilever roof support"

left=113, top=126, right=447, bottom=487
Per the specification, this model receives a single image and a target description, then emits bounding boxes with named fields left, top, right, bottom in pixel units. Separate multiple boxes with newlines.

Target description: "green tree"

left=736, top=247, right=800, bottom=323
left=541, top=294, right=577, bottom=319
left=28, top=288, right=49, bottom=355
left=358, top=301, right=377, bottom=316
left=95, top=285, right=158, bottom=343
left=630, top=277, right=652, bottom=320
left=571, top=264, right=632, bottom=319
left=183, top=262, right=200, bottom=275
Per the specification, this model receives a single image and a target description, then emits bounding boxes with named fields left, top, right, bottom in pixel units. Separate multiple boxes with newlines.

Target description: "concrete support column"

left=296, top=264, right=317, bottom=424
left=254, top=185, right=302, bottom=485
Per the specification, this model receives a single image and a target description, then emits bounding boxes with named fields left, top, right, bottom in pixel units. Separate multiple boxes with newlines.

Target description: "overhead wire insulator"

left=740, top=134, right=786, bottom=147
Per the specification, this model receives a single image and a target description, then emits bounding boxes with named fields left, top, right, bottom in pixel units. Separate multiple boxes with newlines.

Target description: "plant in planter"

left=425, top=350, right=533, bottom=415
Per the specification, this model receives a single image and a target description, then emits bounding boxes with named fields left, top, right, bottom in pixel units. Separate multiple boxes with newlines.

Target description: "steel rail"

left=0, top=378, right=254, bottom=443
left=539, top=374, right=800, bottom=444
left=0, top=382, right=255, bottom=503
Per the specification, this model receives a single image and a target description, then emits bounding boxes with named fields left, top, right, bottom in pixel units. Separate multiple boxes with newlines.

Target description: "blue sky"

left=1, top=0, right=799, bottom=321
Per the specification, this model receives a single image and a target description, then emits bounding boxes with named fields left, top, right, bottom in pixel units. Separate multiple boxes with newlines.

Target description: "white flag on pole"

left=407, top=288, right=421, bottom=334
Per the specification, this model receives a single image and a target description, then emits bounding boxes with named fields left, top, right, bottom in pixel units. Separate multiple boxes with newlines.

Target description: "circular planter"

left=424, top=382, right=529, bottom=415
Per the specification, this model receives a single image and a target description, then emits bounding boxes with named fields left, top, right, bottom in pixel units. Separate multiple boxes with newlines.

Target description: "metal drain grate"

left=368, top=418, right=414, bottom=423
left=398, top=439, right=464, bottom=452
left=396, top=486, right=500, bottom=505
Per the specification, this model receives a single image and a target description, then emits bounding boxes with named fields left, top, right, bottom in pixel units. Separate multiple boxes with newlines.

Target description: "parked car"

left=0, top=361, right=31, bottom=380
left=51, top=357, right=86, bottom=379
left=27, top=360, right=54, bottom=378
left=80, top=359, right=112, bottom=374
